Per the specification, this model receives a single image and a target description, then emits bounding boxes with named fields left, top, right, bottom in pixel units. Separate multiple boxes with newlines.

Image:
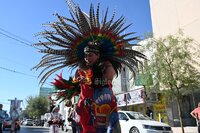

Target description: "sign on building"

left=116, top=87, right=145, bottom=107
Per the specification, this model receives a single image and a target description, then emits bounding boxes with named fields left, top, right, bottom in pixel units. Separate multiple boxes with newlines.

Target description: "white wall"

left=150, top=0, right=200, bottom=72
left=150, top=0, right=200, bottom=43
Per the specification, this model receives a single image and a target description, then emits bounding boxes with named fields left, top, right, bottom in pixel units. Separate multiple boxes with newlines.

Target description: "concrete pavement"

left=59, top=127, right=198, bottom=133
left=172, top=126, right=198, bottom=133
left=59, top=127, right=72, bottom=133
left=59, top=129, right=71, bottom=133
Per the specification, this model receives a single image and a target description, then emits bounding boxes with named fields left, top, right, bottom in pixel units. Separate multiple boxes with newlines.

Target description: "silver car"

left=23, top=119, right=34, bottom=126
left=118, top=111, right=173, bottom=133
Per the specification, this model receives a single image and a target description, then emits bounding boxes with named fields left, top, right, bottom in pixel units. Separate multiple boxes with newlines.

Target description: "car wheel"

left=129, top=127, right=140, bottom=133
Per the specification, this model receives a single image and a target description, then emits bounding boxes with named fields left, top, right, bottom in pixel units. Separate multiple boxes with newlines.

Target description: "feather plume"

left=34, top=1, right=146, bottom=85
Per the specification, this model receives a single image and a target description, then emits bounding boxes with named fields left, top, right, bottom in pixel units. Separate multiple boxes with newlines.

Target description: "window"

left=118, top=112, right=128, bottom=120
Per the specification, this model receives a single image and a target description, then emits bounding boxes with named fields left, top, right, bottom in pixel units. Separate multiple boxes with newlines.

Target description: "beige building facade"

left=150, top=0, right=200, bottom=126
left=150, top=0, right=200, bottom=42
left=150, top=0, right=200, bottom=71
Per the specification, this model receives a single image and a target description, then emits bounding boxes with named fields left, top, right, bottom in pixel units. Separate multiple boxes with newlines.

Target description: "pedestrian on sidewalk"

left=146, top=107, right=154, bottom=119
left=68, top=104, right=80, bottom=133
left=190, top=102, right=200, bottom=133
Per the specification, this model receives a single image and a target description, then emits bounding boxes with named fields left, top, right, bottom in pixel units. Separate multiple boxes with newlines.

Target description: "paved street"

left=3, top=126, right=49, bottom=133
left=64, top=127, right=197, bottom=133
left=2, top=125, right=197, bottom=133
left=63, top=127, right=197, bottom=133
left=2, top=126, right=72, bottom=133
left=59, top=127, right=72, bottom=133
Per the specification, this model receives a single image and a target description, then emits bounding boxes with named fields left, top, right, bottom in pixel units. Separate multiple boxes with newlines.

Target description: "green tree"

left=141, top=31, right=200, bottom=133
left=25, top=95, right=49, bottom=119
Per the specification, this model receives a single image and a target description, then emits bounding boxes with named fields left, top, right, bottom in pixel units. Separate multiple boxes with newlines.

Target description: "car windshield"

left=5, top=117, right=11, bottom=121
left=126, top=112, right=151, bottom=120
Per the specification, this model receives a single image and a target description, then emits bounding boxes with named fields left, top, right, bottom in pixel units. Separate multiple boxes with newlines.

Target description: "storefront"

left=153, top=103, right=168, bottom=123
left=116, top=87, right=169, bottom=124
left=116, top=87, right=146, bottom=113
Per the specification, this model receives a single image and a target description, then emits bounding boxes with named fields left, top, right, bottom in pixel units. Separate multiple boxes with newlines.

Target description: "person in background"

left=66, top=104, right=74, bottom=132
left=68, top=104, right=79, bottom=133
left=60, top=115, right=65, bottom=131
left=190, top=102, right=200, bottom=133
left=0, top=104, right=5, bottom=133
left=10, top=106, right=19, bottom=133
left=4, top=111, right=9, bottom=120
left=48, top=106, right=62, bottom=133
left=146, top=107, right=153, bottom=119
left=67, top=105, right=73, bottom=121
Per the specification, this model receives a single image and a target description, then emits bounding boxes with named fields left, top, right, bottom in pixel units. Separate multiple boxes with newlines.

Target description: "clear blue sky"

left=0, top=0, right=152, bottom=111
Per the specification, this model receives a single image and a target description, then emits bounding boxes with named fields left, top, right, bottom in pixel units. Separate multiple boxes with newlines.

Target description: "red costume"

left=34, top=0, right=146, bottom=132
left=77, top=69, right=96, bottom=132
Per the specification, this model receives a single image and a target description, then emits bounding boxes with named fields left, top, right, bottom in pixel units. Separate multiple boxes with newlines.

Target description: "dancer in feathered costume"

left=34, top=0, right=146, bottom=132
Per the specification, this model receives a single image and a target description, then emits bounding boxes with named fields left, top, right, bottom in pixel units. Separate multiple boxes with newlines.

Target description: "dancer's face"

left=84, top=52, right=99, bottom=66
left=54, top=108, right=59, bottom=112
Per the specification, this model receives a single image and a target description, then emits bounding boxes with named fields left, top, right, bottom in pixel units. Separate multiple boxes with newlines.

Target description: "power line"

left=0, top=57, right=32, bottom=69
left=0, top=27, right=33, bottom=44
left=0, top=27, right=62, bottom=86
left=0, top=31, right=39, bottom=50
left=0, top=66, right=53, bottom=86
left=0, top=66, right=37, bottom=78
left=0, top=28, right=40, bottom=50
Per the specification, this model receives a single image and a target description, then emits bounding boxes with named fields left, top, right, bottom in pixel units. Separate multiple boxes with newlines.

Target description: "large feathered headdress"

left=34, top=0, right=146, bottom=84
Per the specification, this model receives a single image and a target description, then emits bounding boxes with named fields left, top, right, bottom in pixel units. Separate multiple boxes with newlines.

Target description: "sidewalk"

left=60, top=127, right=197, bottom=133
left=59, top=129, right=71, bottom=133
left=59, top=127, right=197, bottom=133
left=59, top=127, right=72, bottom=133
left=172, top=126, right=197, bottom=133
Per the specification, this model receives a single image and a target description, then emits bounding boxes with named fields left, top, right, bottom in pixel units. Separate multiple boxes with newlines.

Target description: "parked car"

left=23, top=119, right=34, bottom=126
left=3, top=117, right=20, bottom=131
left=118, top=111, right=173, bottom=133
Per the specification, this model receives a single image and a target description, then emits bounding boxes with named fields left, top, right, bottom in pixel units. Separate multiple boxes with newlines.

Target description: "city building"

left=150, top=0, right=200, bottom=71
left=39, top=87, right=54, bottom=98
left=150, top=0, right=200, bottom=126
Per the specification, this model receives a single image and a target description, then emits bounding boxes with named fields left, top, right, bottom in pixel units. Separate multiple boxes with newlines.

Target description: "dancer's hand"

left=78, top=76, right=86, bottom=84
